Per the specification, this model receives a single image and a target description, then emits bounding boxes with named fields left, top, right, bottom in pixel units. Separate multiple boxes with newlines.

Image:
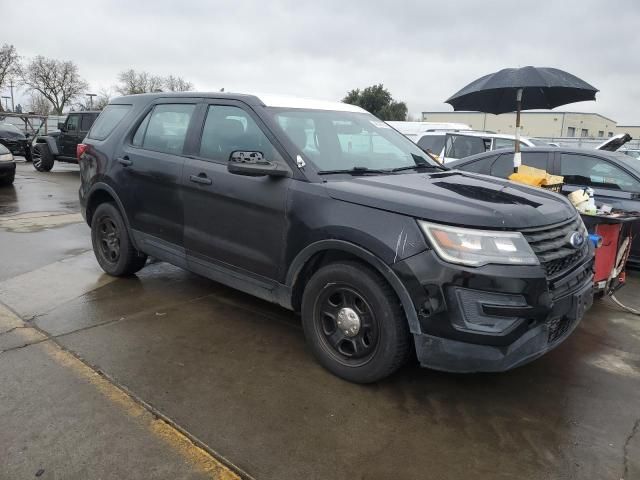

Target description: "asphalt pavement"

left=1, top=159, right=639, bottom=479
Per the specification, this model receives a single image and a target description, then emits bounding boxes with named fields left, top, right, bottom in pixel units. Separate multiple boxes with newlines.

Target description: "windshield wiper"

left=391, top=163, right=447, bottom=173
left=318, top=167, right=393, bottom=175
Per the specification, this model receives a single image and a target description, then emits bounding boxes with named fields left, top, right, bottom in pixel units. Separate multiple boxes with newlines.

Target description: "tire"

left=32, top=144, right=54, bottom=172
left=301, top=261, right=411, bottom=383
left=0, top=170, right=15, bottom=186
left=91, top=202, right=148, bottom=276
left=24, top=147, right=33, bottom=162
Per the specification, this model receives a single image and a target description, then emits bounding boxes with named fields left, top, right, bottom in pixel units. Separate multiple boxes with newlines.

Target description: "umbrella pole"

left=514, top=88, right=523, bottom=173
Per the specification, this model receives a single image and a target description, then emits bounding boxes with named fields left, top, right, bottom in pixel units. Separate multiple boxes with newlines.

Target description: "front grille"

left=521, top=216, right=587, bottom=278
left=547, top=317, right=573, bottom=343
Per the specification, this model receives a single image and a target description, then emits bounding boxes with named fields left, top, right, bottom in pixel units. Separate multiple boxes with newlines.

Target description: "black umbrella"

left=446, top=66, right=598, bottom=172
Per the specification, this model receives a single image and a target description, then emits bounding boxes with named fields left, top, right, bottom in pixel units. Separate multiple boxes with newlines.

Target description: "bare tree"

left=116, top=69, right=164, bottom=95
left=27, top=92, right=52, bottom=115
left=95, top=88, right=113, bottom=110
left=21, top=56, right=89, bottom=115
left=164, top=75, right=193, bottom=92
left=0, top=44, right=19, bottom=90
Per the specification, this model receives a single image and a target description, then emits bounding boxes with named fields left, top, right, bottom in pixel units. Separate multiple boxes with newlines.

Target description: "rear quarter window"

left=88, top=105, right=132, bottom=140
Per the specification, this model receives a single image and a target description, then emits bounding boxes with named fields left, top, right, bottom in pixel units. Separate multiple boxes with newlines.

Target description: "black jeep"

left=32, top=111, right=99, bottom=171
left=79, top=93, right=594, bottom=383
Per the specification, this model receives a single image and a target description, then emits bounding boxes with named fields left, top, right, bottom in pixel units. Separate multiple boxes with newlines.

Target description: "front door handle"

left=189, top=174, right=212, bottom=185
left=117, top=156, right=132, bottom=167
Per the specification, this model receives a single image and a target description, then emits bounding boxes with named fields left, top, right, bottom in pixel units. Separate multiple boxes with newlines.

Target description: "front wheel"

left=301, top=261, right=411, bottom=383
left=91, top=202, right=148, bottom=276
left=32, top=144, right=54, bottom=172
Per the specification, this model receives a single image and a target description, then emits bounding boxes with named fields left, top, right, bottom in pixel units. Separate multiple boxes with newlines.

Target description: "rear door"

left=182, top=100, right=292, bottom=281
left=60, top=113, right=81, bottom=156
left=117, top=99, right=199, bottom=257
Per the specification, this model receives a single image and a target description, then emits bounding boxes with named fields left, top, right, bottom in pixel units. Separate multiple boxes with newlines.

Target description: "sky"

left=4, top=0, right=640, bottom=123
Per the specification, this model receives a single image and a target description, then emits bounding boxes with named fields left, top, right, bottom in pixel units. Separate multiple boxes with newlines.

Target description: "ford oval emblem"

left=568, top=231, right=585, bottom=249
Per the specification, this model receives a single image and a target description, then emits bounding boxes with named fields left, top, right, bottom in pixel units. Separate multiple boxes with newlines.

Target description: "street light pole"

left=86, top=93, right=97, bottom=110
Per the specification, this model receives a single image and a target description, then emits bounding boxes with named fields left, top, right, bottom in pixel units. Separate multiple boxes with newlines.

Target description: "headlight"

left=0, top=153, right=13, bottom=162
left=418, top=220, right=539, bottom=267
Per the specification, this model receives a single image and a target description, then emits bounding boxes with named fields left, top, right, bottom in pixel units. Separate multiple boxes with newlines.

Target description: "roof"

left=422, top=111, right=618, bottom=124
left=110, top=92, right=366, bottom=113
left=451, top=146, right=640, bottom=173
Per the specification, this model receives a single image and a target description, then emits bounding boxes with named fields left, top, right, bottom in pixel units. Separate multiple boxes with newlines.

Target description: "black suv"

left=32, top=111, right=99, bottom=171
left=79, top=93, right=594, bottom=383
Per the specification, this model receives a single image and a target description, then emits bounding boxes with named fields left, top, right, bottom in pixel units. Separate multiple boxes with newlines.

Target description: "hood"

left=324, top=170, right=576, bottom=229
left=0, top=126, right=26, bottom=140
left=597, top=133, right=632, bottom=151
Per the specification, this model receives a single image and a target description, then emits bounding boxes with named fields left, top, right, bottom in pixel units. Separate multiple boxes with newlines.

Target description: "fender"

left=85, top=182, right=140, bottom=250
left=34, top=136, right=60, bottom=156
left=285, top=239, right=421, bottom=334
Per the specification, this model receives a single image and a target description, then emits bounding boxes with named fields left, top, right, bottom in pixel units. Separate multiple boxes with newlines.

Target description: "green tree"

left=342, top=84, right=407, bottom=121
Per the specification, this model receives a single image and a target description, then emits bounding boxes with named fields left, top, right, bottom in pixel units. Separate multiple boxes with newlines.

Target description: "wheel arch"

left=285, top=240, right=420, bottom=334
left=85, top=183, right=139, bottom=250
left=34, top=136, right=59, bottom=156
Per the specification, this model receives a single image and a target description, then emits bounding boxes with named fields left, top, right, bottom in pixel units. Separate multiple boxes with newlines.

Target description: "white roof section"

left=254, top=93, right=367, bottom=113
left=387, top=121, right=472, bottom=135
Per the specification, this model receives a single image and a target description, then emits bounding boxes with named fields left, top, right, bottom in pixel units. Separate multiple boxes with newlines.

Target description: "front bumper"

left=393, top=247, right=594, bottom=373
left=0, top=161, right=16, bottom=179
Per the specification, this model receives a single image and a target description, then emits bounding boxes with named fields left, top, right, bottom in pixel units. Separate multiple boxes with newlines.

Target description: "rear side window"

left=89, top=105, right=131, bottom=140
left=139, top=104, right=195, bottom=155
left=491, top=152, right=549, bottom=178
left=417, top=135, right=445, bottom=154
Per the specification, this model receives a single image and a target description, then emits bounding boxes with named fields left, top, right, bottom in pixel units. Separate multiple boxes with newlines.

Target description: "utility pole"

left=86, top=93, right=96, bottom=109
left=8, top=79, right=15, bottom=111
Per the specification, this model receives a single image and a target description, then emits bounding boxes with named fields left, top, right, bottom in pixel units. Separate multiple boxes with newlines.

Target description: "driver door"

left=61, top=114, right=80, bottom=156
left=182, top=101, right=292, bottom=282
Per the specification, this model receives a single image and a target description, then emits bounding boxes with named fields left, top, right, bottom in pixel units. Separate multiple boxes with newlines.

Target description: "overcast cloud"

left=4, top=0, right=640, bottom=123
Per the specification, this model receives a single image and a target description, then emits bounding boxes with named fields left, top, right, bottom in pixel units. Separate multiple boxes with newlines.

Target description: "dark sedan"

left=449, top=147, right=640, bottom=268
left=0, top=123, right=32, bottom=161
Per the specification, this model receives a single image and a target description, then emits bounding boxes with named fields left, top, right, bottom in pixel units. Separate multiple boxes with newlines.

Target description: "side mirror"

left=58, top=122, right=66, bottom=131
left=227, top=151, right=290, bottom=177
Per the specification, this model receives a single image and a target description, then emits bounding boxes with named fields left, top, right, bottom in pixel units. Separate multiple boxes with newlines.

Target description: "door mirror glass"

left=228, top=151, right=290, bottom=177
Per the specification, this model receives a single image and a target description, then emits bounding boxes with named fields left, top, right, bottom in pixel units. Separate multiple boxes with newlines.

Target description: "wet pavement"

left=1, top=160, right=639, bottom=479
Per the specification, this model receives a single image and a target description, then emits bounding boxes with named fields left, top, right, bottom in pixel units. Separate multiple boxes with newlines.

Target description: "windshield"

left=267, top=108, right=439, bottom=171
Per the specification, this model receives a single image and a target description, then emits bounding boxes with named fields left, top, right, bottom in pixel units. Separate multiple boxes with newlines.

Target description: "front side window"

left=89, top=105, right=131, bottom=140
left=137, top=104, right=195, bottom=155
left=65, top=115, right=80, bottom=132
left=199, top=105, right=282, bottom=163
left=560, top=153, right=640, bottom=192
left=268, top=108, right=437, bottom=172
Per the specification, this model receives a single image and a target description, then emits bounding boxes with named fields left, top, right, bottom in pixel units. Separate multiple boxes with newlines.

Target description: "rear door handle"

left=189, top=174, right=212, bottom=185
left=117, top=156, right=132, bottom=166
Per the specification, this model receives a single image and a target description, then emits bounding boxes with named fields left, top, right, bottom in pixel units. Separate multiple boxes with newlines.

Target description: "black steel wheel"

left=315, top=285, right=379, bottom=365
left=301, top=261, right=411, bottom=383
left=91, top=202, right=147, bottom=276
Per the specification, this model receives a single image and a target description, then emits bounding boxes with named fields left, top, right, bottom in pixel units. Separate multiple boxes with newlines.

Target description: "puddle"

left=0, top=211, right=83, bottom=233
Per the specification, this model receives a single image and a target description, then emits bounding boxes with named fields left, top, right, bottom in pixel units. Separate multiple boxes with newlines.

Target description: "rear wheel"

left=301, top=261, right=411, bottom=383
left=91, top=202, right=147, bottom=276
left=32, top=144, right=54, bottom=172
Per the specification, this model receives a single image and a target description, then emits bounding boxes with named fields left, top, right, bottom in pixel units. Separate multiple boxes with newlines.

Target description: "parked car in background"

left=449, top=146, right=640, bottom=268
left=79, top=92, right=594, bottom=383
left=386, top=121, right=472, bottom=140
left=0, top=143, right=16, bottom=186
left=620, top=149, right=640, bottom=159
left=0, top=122, right=32, bottom=161
left=32, top=111, right=99, bottom=172
left=412, top=130, right=548, bottom=163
